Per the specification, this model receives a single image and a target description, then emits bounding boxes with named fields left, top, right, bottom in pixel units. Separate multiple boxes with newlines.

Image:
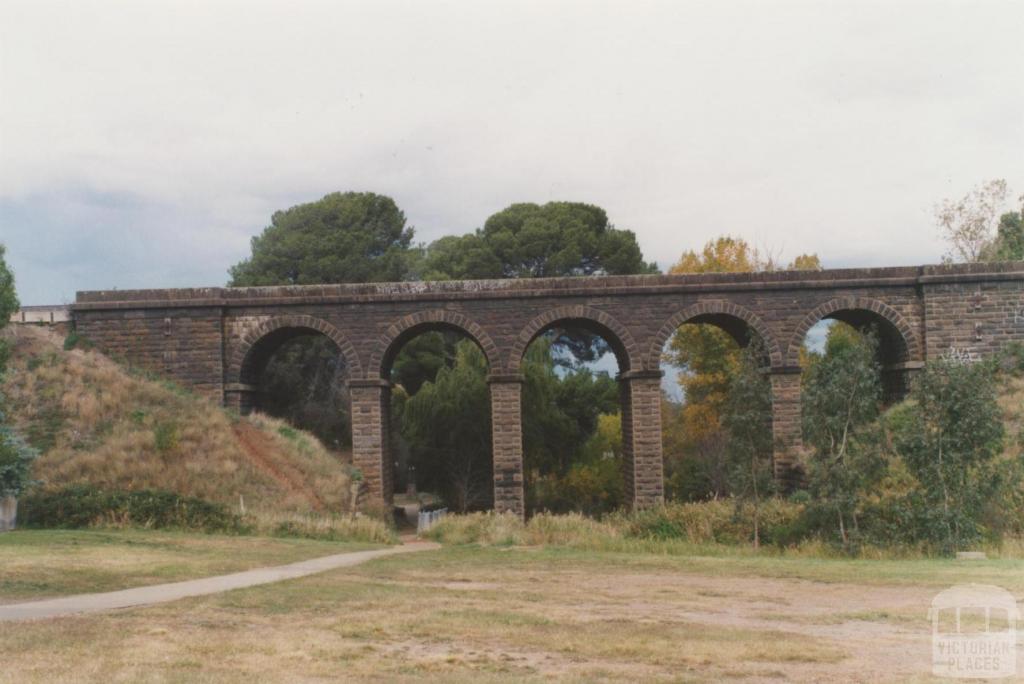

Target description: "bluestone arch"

left=69, top=263, right=1024, bottom=516
left=507, top=305, right=640, bottom=372
left=785, top=296, right=923, bottom=367
left=646, top=300, right=784, bottom=369
left=369, top=309, right=501, bottom=379
left=232, top=314, right=363, bottom=384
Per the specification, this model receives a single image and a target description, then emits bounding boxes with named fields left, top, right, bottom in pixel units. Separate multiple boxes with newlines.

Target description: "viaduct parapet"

left=72, top=262, right=1024, bottom=515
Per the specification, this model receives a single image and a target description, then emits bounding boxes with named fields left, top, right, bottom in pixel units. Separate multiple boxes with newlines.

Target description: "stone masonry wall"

left=349, top=380, right=392, bottom=505
left=489, top=377, right=525, bottom=516
left=74, top=307, right=225, bottom=400
left=72, top=263, right=1024, bottom=514
left=922, top=275, right=1024, bottom=363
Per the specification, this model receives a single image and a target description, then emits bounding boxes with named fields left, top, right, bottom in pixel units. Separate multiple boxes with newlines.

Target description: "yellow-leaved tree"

left=663, top=237, right=819, bottom=500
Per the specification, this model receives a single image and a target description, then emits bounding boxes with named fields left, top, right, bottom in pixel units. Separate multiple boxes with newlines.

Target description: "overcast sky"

left=1, top=0, right=1021, bottom=305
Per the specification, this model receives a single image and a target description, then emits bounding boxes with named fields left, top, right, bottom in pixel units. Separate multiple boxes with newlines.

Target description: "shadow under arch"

left=507, top=305, right=639, bottom=373
left=787, top=297, right=923, bottom=400
left=646, top=301, right=783, bottom=369
left=369, top=309, right=501, bottom=381
left=233, top=315, right=362, bottom=389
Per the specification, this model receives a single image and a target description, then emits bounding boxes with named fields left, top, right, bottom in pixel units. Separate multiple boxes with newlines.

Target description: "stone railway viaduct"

left=72, top=262, right=1024, bottom=516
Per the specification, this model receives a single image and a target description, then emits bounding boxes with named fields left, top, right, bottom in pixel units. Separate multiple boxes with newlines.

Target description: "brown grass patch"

left=2, top=327, right=352, bottom=514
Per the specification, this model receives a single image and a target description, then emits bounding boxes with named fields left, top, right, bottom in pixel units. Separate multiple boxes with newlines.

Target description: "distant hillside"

left=1, top=326, right=353, bottom=513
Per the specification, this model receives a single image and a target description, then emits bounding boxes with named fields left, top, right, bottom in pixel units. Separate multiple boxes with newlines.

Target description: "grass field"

left=0, top=529, right=383, bottom=603
left=2, top=534, right=1022, bottom=682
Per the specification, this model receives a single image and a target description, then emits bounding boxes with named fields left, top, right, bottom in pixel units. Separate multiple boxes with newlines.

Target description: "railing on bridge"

left=417, top=508, right=448, bottom=535
left=9, top=305, right=71, bottom=325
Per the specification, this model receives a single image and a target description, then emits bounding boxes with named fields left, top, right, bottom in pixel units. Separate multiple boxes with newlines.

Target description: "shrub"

left=428, top=500, right=806, bottom=549
left=426, top=511, right=527, bottom=546
left=529, top=458, right=624, bottom=516
left=247, top=510, right=397, bottom=544
left=19, top=485, right=245, bottom=533
left=0, top=423, right=38, bottom=497
left=62, top=331, right=92, bottom=351
left=617, top=499, right=805, bottom=546
left=891, top=360, right=1005, bottom=552
left=153, top=421, right=179, bottom=453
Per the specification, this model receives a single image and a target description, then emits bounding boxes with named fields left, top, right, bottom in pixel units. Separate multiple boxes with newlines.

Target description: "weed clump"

left=20, top=485, right=245, bottom=533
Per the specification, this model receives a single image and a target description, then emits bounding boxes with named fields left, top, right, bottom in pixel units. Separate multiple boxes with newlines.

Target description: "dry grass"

left=428, top=513, right=1024, bottom=571
left=4, top=544, right=1018, bottom=682
left=246, top=509, right=398, bottom=544
left=0, top=528, right=382, bottom=603
left=2, top=327, right=352, bottom=514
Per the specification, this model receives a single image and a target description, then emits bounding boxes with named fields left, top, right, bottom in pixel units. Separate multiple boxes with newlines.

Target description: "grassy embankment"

left=1, top=326, right=392, bottom=542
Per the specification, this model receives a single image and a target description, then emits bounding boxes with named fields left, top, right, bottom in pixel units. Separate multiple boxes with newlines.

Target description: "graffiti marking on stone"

left=943, top=346, right=980, bottom=365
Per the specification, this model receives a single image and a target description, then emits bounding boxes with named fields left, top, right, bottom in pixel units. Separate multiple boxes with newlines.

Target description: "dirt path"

left=0, top=541, right=439, bottom=622
left=232, top=421, right=327, bottom=511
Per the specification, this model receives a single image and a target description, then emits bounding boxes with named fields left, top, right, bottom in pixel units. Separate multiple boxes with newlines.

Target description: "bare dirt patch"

left=232, top=421, right=326, bottom=511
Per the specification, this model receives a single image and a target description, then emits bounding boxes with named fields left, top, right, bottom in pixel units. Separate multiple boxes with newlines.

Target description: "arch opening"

left=238, top=325, right=353, bottom=451
left=795, top=312, right=904, bottom=501
left=516, top=316, right=630, bottom=516
left=383, top=322, right=495, bottom=515
left=656, top=310, right=775, bottom=502
left=798, top=307, right=913, bottom=402
left=380, top=321, right=494, bottom=385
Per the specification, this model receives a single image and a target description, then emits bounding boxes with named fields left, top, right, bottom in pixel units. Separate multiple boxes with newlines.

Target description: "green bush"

left=0, top=423, right=38, bottom=497
left=617, top=499, right=805, bottom=546
left=429, top=500, right=808, bottom=549
left=19, top=485, right=245, bottom=533
left=529, top=458, right=624, bottom=516
left=62, top=331, right=94, bottom=351
left=153, top=421, right=179, bottom=453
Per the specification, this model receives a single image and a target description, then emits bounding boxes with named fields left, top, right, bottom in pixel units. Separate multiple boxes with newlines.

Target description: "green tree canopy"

left=423, top=201, right=658, bottom=280
left=0, top=244, right=37, bottom=499
left=229, top=192, right=414, bottom=286
left=421, top=201, right=659, bottom=367
left=722, top=341, right=774, bottom=548
left=0, top=244, right=18, bottom=333
left=892, top=360, right=1005, bottom=552
left=398, top=340, right=493, bottom=512
left=801, top=325, right=886, bottom=549
left=984, top=208, right=1023, bottom=261
left=418, top=234, right=503, bottom=281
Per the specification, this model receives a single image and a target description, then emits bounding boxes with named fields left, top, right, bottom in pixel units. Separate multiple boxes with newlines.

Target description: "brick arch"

left=232, top=314, right=362, bottom=382
left=785, top=297, right=923, bottom=366
left=369, top=309, right=501, bottom=378
left=646, top=301, right=784, bottom=369
left=507, top=305, right=640, bottom=372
